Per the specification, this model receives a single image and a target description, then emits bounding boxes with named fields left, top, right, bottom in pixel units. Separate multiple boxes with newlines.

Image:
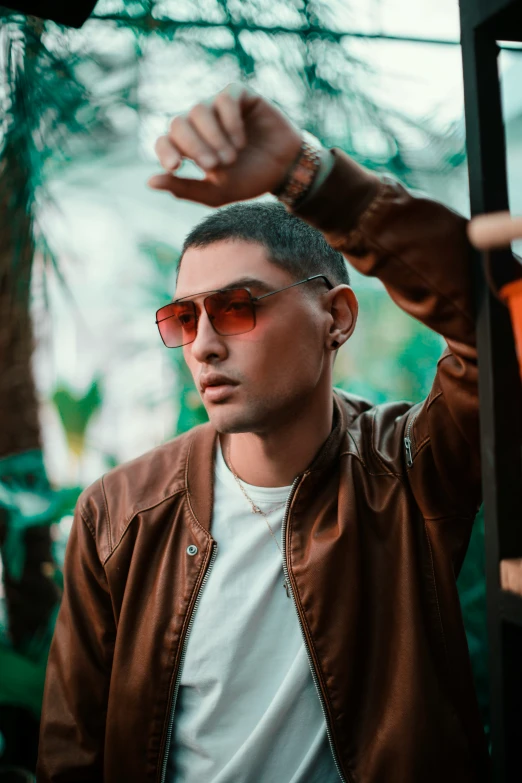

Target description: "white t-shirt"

left=167, top=444, right=341, bottom=782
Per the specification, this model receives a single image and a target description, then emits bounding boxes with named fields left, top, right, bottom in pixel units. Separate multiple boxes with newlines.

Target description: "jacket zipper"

left=281, top=476, right=349, bottom=783
left=159, top=540, right=218, bottom=783
left=160, top=476, right=351, bottom=783
left=404, top=412, right=417, bottom=468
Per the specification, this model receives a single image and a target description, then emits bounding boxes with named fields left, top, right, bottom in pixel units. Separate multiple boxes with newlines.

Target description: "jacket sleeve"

left=295, top=149, right=481, bottom=526
left=37, top=500, right=115, bottom=783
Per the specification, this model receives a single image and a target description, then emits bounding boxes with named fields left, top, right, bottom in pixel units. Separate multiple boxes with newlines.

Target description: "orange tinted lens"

left=205, top=289, right=255, bottom=335
left=157, top=302, right=197, bottom=347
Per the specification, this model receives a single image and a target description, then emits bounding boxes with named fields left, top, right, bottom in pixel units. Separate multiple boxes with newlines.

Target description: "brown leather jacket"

left=37, top=151, right=490, bottom=783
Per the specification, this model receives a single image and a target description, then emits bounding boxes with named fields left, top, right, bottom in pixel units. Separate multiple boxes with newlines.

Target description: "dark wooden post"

left=459, top=1, right=522, bottom=779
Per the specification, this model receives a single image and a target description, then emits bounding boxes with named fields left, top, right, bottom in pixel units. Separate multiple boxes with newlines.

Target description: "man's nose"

left=190, top=308, right=227, bottom=362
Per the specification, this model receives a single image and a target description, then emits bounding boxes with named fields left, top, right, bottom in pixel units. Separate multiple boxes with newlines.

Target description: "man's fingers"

left=154, top=84, right=252, bottom=177
left=147, top=173, right=219, bottom=206
left=468, top=212, right=522, bottom=249
left=154, top=135, right=182, bottom=172
left=168, top=115, right=219, bottom=171
left=188, top=103, right=238, bottom=164
left=213, top=86, right=247, bottom=149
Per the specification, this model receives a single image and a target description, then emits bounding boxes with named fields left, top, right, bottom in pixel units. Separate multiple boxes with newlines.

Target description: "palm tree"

left=0, top=5, right=135, bottom=649
left=0, top=14, right=61, bottom=653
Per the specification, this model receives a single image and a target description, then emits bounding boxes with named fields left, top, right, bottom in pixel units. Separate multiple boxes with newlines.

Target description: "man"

left=37, top=85, right=490, bottom=782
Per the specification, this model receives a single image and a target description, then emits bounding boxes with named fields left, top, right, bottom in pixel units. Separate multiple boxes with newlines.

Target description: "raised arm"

left=295, top=154, right=481, bottom=526
left=148, top=83, right=481, bottom=527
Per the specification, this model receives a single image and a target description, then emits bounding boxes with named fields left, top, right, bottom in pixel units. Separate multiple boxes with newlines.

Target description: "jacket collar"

left=185, top=392, right=349, bottom=535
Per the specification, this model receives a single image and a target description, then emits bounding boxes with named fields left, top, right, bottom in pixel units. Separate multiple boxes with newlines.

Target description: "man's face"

left=175, top=239, right=333, bottom=434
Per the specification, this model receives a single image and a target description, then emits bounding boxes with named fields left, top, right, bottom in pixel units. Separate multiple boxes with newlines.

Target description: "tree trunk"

left=0, top=122, right=59, bottom=652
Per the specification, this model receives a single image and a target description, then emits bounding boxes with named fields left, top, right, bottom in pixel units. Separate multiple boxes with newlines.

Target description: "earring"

left=331, top=340, right=339, bottom=349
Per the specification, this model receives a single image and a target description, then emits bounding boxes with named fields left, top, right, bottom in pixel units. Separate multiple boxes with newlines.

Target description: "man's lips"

left=199, top=374, right=239, bottom=401
left=200, top=374, right=239, bottom=393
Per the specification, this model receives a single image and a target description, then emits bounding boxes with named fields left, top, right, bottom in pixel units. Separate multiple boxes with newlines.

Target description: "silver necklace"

left=227, top=446, right=292, bottom=598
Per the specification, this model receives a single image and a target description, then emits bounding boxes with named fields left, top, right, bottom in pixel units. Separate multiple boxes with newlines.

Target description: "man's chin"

left=212, top=418, right=255, bottom=435
left=207, top=406, right=263, bottom=435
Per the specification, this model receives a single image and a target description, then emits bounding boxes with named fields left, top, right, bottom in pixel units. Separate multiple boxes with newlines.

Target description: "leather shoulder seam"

left=423, top=520, right=449, bottom=669
left=370, top=408, right=405, bottom=481
left=183, top=431, right=211, bottom=537
left=426, top=389, right=443, bottom=411
left=414, top=436, right=430, bottom=456
left=424, top=514, right=476, bottom=522
left=100, top=474, right=113, bottom=555
left=78, top=506, right=96, bottom=539
left=79, top=507, right=109, bottom=583
left=335, top=390, right=370, bottom=420
left=346, top=430, right=362, bottom=459
left=339, top=449, right=402, bottom=480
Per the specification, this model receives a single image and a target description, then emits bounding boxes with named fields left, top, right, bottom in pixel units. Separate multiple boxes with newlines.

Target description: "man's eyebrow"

left=220, top=277, right=273, bottom=293
left=175, top=277, right=274, bottom=301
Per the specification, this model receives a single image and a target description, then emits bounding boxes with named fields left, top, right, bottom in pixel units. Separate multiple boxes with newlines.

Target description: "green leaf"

left=51, top=379, right=102, bottom=456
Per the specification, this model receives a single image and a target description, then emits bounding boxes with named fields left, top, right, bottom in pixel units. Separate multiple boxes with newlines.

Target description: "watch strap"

left=273, top=133, right=324, bottom=209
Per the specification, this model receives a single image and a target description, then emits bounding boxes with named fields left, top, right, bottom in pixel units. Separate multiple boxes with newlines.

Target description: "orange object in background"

left=500, top=558, right=522, bottom=597
left=468, top=212, right=522, bottom=380
left=500, top=278, right=522, bottom=381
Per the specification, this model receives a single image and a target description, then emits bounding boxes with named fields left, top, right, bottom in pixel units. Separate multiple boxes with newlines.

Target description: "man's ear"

left=326, top=286, right=358, bottom=351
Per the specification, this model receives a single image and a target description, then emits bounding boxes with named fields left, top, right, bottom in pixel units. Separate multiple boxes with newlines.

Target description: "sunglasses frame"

left=155, top=273, right=334, bottom=348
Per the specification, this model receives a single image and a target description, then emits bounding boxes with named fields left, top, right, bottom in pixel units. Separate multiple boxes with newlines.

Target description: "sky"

left=356, top=0, right=460, bottom=40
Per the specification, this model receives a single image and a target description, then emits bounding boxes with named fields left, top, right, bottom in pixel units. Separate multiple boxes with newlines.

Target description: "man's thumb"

left=147, top=174, right=215, bottom=205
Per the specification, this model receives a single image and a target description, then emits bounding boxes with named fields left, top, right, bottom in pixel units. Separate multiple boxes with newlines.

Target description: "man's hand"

left=467, top=211, right=522, bottom=250
left=147, top=84, right=303, bottom=207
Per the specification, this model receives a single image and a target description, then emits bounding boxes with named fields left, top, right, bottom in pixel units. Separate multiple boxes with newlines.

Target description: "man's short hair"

left=179, top=201, right=350, bottom=287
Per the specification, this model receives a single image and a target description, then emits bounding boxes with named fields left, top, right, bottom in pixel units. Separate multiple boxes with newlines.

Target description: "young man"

left=37, top=86, right=490, bottom=782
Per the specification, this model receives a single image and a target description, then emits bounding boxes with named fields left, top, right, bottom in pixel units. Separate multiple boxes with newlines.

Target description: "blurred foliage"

left=457, top=507, right=489, bottom=744
left=0, top=449, right=80, bottom=582
left=0, top=450, right=80, bottom=728
left=0, top=0, right=465, bottom=278
left=0, top=642, right=48, bottom=718
left=51, top=379, right=102, bottom=457
left=334, top=279, right=445, bottom=403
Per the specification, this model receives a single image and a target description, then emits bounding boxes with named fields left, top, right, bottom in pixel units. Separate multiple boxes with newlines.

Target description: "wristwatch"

left=273, top=131, right=325, bottom=209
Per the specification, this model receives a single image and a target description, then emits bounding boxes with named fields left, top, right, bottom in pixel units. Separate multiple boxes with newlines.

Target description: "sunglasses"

left=156, top=274, right=333, bottom=348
